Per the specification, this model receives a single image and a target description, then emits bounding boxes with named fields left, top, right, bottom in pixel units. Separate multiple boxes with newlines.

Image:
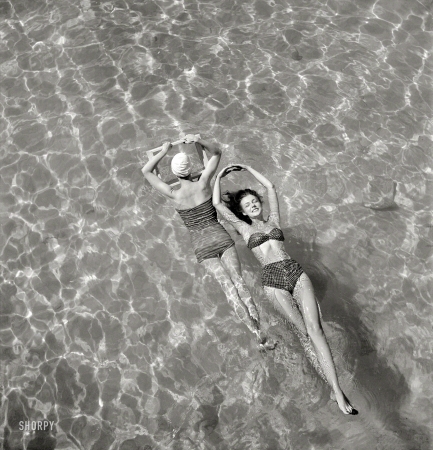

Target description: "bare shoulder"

left=171, top=182, right=211, bottom=209
left=195, top=177, right=212, bottom=194
left=168, top=188, right=183, bottom=208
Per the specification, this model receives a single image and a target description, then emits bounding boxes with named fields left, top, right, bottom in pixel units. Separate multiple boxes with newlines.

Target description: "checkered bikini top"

left=247, top=227, right=284, bottom=249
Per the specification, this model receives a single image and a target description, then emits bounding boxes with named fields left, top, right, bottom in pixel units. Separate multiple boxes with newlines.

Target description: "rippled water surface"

left=1, top=0, right=432, bottom=449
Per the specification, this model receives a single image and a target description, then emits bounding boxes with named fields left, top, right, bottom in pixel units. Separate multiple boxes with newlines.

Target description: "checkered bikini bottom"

left=261, top=259, right=304, bottom=295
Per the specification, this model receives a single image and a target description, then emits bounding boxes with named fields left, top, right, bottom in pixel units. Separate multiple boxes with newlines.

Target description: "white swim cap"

left=171, top=152, right=192, bottom=178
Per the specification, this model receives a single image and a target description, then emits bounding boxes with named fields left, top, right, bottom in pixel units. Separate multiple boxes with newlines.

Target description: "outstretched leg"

left=201, top=256, right=261, bottom=338
left=264, top=286, right=327, bottom=381
left=293, top=273, right=354, bottom=415
left=220, top=246, right=260, bottom=326
left=221, top=246, right=276, bottom=350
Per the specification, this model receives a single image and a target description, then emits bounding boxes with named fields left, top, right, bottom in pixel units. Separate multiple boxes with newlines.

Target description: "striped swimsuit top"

left=176, top=197, right=234, bottom=263
left=247, top=228, right=285, bottom=249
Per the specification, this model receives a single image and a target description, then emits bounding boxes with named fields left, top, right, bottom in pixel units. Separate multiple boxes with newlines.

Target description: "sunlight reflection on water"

left=0, top=0, right=432, bottom=448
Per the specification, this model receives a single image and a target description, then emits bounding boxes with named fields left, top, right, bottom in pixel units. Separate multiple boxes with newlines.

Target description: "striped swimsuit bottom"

left=176, top=198, right=235, bottom=263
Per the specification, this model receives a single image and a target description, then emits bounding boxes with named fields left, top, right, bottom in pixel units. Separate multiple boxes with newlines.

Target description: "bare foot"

left=258, top=336, right=278, bottom=351
left=331, top=390, right=358, bottom=415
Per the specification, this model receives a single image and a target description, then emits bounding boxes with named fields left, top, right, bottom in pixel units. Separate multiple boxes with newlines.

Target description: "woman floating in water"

left=141, top=135, right=275, bottom=350
left=213, top=163, right=356, bottom=415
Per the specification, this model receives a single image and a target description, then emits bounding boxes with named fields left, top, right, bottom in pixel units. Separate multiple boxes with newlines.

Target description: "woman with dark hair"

left=213, top=163, right=356, bottom=415
left=141, top=136, right=275, bottom=350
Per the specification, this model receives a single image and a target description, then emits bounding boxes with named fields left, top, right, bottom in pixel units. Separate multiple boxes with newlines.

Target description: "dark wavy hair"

left=223, top=189, right=263, bottom=225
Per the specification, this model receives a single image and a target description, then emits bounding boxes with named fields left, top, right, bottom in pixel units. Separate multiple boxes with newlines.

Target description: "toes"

left=345, top=403, right=359, bottom=415
left=331, top=391, right=357, bottom=415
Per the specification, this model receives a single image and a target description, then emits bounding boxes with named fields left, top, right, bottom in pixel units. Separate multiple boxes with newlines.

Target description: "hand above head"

left=217, top=165, right=245, bottom=178
left=181, top=134, right=200, bottom=144
left=227, top=163, right=249, bottom=171
left=217, top=167, right=230, bottom=178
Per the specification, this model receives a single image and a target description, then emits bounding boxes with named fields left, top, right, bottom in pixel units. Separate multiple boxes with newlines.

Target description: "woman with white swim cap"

left=142, top=134, right=275, bottom=350
left=170, top=152, right=192, bottom=178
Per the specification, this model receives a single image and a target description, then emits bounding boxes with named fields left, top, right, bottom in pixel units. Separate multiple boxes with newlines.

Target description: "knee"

left=231, top=274, right=246, bottom=289
left=305, top=321, right=324, bottom=338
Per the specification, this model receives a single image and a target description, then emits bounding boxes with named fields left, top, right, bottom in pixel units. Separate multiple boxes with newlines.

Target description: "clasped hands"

left=181, top=133, right=201, bottom=144
left=161, top=134, right=200, bottom=152
left=218, top=163, right=249, bottom=178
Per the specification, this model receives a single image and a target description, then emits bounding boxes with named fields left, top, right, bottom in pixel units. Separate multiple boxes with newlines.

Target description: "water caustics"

left=0, top=0, right=432, bottom=449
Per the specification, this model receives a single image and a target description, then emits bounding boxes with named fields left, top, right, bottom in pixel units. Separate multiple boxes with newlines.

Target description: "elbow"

left=267, top=183, right=275, bottom=190
left=212, top=146, right=222, bottom=155
left=212, top=199, right=220, bottom=207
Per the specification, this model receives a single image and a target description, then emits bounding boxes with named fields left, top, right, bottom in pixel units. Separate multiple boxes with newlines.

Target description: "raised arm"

left=238, top=164, right=280, bottom=223
left=213, top=167, right=250, bottom=234
left=212, top=166, right=226, bottom=208
left=141, top=142, right=174, bottom=198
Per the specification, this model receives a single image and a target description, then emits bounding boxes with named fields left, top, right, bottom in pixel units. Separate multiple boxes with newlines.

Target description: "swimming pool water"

left=0, top=0, right=432, bottom=449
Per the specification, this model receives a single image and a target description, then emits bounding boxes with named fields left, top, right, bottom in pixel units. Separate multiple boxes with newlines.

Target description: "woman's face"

left=240, top=194, right=262, bottom=219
